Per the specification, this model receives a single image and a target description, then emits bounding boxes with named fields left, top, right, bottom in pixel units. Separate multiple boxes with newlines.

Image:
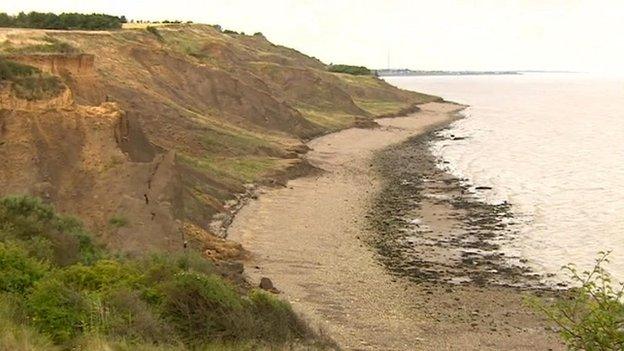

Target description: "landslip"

left=0, top=24, right=439, bottom=256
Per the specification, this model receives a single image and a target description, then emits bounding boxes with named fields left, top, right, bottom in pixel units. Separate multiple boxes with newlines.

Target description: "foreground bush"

left=0, top=244, right=48, bottom=293
left=0, top=195, right=328, bottom=349
left=0, top=295, right=58, bottom=351
left=534, top=252, right=624, bottom=350
left=160, top=272, right=244, bottom=344
left=0, top=196, right=99, bottom=265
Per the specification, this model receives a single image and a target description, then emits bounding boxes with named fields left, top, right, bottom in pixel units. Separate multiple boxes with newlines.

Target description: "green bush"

left=533, top=252, right=624, bottom=350
left=328, top=64, right=371, bottom=76
left=0, top=196, right=100, bottom=265
left=248, top=289, right=310, bottom=341
left=11, top=74, right=64, bottom=101
left=0, top=295, right=58, bottom=351
left=27, top=278, right=90, bottom=344
left=101, top=288, right=173, bottom=344
left=56, top=260, right=142, bottom=292
left=0, top=196, right=325, bottom=349
left=0, top=59, right=39, bottom=80
left=0, top=59, right=64, bottom=100
left=159, top=272, right=243, bottom=344
left=0, top=244, right=48, bottom=294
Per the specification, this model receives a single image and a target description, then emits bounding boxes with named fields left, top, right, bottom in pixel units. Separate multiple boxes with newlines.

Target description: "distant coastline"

left=375, top=68, right=577, bottom=77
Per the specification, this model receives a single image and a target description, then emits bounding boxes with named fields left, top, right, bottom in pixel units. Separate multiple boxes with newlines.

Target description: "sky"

left=5, top=0, right=624, bottom=72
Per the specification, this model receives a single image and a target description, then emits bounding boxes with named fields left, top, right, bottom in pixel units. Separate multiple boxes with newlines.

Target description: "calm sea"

left=387, top=73, right=624, bottom=283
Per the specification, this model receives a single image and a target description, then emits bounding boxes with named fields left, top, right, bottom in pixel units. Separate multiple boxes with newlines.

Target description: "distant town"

left=374, top=68, right=520, bottom=76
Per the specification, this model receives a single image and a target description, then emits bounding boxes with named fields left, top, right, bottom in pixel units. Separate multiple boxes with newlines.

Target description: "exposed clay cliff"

left=0, top=25, right=439, bottom=256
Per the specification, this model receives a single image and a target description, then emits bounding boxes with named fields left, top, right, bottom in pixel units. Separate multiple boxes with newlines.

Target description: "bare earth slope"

left=0, top=25, right=438, bottom=254
left=228, top=103, right=563, bottom=350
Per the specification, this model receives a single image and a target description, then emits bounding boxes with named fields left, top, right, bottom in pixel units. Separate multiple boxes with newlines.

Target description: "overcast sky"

left=5, top=1, right=624, bottom=72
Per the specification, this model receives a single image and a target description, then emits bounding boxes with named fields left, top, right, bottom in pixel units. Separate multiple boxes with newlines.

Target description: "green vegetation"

left=0, top=58, right=39, bottom=79
left=354, top=99, right=411, bottom=116
left=108, top=215, right=129, bottom=228
left=0, top=196, right=327, bottom=350
left=296, top=105, right=356, bottom=131
left=200, top=129, right=282, bottom=156
left=328, top=64, right=372, bottom=76
left=0, top=58, right=63, bottom=100
left=146, top=26, right=164, bottom=41
left=1, top=36, right=79, bottom=55
left=0, top=12, right=125, bottom=30
left=11, top=74, right=64, bottom=100
left=187, top=156, right=280, bottom=184
left=532, top=252, right=624, bottom=350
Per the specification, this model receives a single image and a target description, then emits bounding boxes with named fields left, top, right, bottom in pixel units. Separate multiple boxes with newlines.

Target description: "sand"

left=227, top=102, right=564, bottom=350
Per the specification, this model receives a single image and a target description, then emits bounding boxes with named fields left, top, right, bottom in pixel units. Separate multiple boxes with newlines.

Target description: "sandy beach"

left=227, top=102, right=563, bottom=350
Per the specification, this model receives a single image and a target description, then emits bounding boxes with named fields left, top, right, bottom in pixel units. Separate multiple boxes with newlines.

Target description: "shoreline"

left=227, top=103, right=563, bottom=350
left=368, top=129, right=550, bottom=289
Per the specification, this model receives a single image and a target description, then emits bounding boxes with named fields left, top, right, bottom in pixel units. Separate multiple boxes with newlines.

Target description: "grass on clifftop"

left=0, top=36, right=79, bottom=55
left=0, top=196, right=331, bottom=350
left=0, top=58, right=63, bottom=100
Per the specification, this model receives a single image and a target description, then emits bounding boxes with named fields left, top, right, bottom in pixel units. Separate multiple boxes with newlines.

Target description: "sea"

left=386, top=73, right=624, bottom=284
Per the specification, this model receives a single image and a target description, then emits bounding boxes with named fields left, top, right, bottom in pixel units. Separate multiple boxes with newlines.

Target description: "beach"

left=227, top=102, right=563, bottom=350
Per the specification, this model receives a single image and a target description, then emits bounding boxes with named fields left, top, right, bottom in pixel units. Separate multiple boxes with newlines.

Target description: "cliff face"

left=0, top=25, right=439, bottom=255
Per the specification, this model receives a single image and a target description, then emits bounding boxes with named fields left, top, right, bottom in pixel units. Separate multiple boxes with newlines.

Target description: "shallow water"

left=386, top=73, right=624, bottom=283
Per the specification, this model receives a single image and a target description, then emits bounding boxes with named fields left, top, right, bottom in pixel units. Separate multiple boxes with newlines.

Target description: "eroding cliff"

left=0, top=25, right=439, bottom=255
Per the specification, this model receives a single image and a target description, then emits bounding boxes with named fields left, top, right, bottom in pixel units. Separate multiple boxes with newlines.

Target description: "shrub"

left=0, top=59, right=64, bottom=100
left=328, top=64, right=372, bottom=76
left=0, top=243, right=48, bottom=294
left=0, top=59, right=39, bottom=80
left=248, top=289, right=311, bottom=342
left=11, top=74, right=64, bottom=101
left=0, top=196, right=324, bottom=349
left=533, top=252, right=624, bottom=350
left=0, top=196, right=100, bottom=265
left=138, top=251, right=215, bottom=285
left=159, top=272, right=243, bottom=344
left=57, top=260, right=142, bottom=292
left=27, top=278, right=90, bottom=344
left=102, top=288, right=174, bottom=344
left=0, top=295, right=58, bottom=351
